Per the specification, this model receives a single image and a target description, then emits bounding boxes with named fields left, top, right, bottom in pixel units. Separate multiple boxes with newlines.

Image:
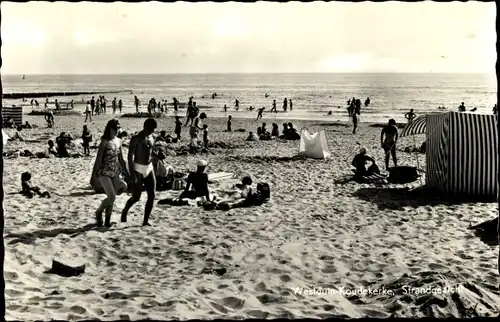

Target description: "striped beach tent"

left=424, top=112, right=497, bottom=198
left=400, top=115, right=426, bottom=137
left=2, top=105, right=23, bottom=126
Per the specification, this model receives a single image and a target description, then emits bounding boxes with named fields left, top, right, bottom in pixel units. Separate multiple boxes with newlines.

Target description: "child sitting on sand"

left=21, top=172, right=51, bottom=198
left=271, top=123, right=279, bottom=137
left=202, top=124, right=209, bottom=149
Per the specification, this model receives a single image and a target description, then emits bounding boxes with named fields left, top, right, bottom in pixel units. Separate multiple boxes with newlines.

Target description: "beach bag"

left=387, top=166, right=420, bottom=184
left=257, top=183, right=271, bottom=199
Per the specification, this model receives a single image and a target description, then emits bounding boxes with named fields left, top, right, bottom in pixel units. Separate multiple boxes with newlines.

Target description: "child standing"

left=227, top=115, right=232, bottom=132
left=174, top=116, right=182, bottom=141
left=82, top=125, right=92, bottom=155
left=202, top=124, right=209, bottom=149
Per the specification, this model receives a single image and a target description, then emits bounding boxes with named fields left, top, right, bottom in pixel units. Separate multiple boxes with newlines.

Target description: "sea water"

left=2, top=73, right=496, bottom=123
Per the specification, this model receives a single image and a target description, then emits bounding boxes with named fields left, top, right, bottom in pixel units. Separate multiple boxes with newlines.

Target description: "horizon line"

left=2, top=71, right=495, bottom=76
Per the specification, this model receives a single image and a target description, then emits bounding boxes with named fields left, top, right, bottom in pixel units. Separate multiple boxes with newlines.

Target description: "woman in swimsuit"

left=92, top=119, right=129, bottom=227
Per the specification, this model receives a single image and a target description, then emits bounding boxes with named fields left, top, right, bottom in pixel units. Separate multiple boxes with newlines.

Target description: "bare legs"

left=121, top=171, right=156, bottom=226
left=96, top=176, right=117, bottom=227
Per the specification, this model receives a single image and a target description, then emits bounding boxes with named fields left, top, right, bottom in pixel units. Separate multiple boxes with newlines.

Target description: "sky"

left=0, top=1, right=496, bottom=74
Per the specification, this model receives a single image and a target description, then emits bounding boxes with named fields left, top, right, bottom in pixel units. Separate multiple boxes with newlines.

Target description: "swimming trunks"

left=134, top=162, right=154, bottom=177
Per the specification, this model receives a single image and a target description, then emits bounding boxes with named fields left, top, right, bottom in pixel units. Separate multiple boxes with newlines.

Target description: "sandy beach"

left=3, top=113, right=499, bottom=320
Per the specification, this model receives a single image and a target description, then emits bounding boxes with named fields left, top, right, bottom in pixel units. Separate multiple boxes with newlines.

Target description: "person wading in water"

left=121, top=118, right=158, bottom=226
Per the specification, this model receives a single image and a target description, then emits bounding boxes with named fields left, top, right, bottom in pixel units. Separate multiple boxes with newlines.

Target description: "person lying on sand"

left=351, top=147, right=377, bottom=179
left=21, top=172, right=51, bottom=198
left=174, top=159, right=212, bottom=202
left=213, top=179, right=270, bottom=211
left=8, top=126, right=25, bottom=142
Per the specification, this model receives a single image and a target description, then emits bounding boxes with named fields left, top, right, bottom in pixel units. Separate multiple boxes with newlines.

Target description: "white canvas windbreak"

left=298, top=129, right=330, bottom=159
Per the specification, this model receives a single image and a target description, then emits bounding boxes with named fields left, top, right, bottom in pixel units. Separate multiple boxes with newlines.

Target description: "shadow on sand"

left=64, top=191, right=97, bottom=197
left=5, top=223, right=110, bottom=245
left=353, top=186, right=495, bottom=211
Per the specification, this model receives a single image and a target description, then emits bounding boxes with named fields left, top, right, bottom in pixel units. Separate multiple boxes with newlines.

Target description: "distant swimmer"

left=249, top=106, right=254, bottom=111
left=224, top=104, right=228, bottom=113
left=458, top=102, right=466, bottom=112
left=327, top=111, right=332, bottom=115
left=365, top=97, right=371, bottom=107
left=283, top=98, right=288, bottom=112
left=405, top=109, right=416, bottom=122
left=256, top=107, right=265, bottom=120
left=265, top=93, right=269, bottom=98
left=235, top=99, right=239, bottom=110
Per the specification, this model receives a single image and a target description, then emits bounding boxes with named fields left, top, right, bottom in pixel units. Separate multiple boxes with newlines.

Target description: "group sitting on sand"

left=252, top=122, right=300, bottom=141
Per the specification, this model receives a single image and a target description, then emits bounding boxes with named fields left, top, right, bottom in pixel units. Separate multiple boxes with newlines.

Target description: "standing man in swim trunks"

left=380, top=118, right=399, bottom=171
left=121, top=118, right=158, bottom=226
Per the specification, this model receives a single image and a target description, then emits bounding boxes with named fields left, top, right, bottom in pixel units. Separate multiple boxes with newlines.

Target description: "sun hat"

left=197, top=159, right=208, bottom=167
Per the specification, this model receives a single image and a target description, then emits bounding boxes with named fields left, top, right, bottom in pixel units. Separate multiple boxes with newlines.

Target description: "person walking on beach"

left=35, top=100, right=39, bottom=108
left=493, top=104, right=497, bottom=115
left=85, top=101, right=92, bottom=122
left=82, top=125, right=92, bottom=156
left=118, top=99, right=123, bottom=113
left=256, top=107, right=265, bottom=120
left=271, top=100, right=277, bottom=113
left=55, top=99, right=60, bottom=110
left=226, top=115, right=232, bottom=132
left=365, top=97, right=371, bottom=107
left=283, top=98, right=288, bottom=112
left=224, top=105, right=228, bottom=113
left=352, top=111, right=358, bottom=134
left=102, top=96, right=107, bottom=114
left=30, top=99, right=34, bottom=107
left=405, top=109, right=416, bottom=122
left=134, top=95, right=140, bottom=112
left=121, top=118, right=158, bottom=226
left=235, top=99, right=239, bottom=110
left=289, top=99, right=293, bottom=111
left=90, top=96, right=95, bottom=116
left=173, top=97, right=178, bottom=112
left=380, top=119, right=399, bottom=170
left=92, top=119, right=129, bottom=227
left=112, top=97, right=117, bottom=114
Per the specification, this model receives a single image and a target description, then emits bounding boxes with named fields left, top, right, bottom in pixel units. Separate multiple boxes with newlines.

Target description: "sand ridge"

left=3, top=114, right=499, bottom=320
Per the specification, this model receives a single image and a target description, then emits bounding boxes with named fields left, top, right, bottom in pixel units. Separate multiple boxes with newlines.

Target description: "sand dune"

left=4, top=114, right=499, bottom=320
